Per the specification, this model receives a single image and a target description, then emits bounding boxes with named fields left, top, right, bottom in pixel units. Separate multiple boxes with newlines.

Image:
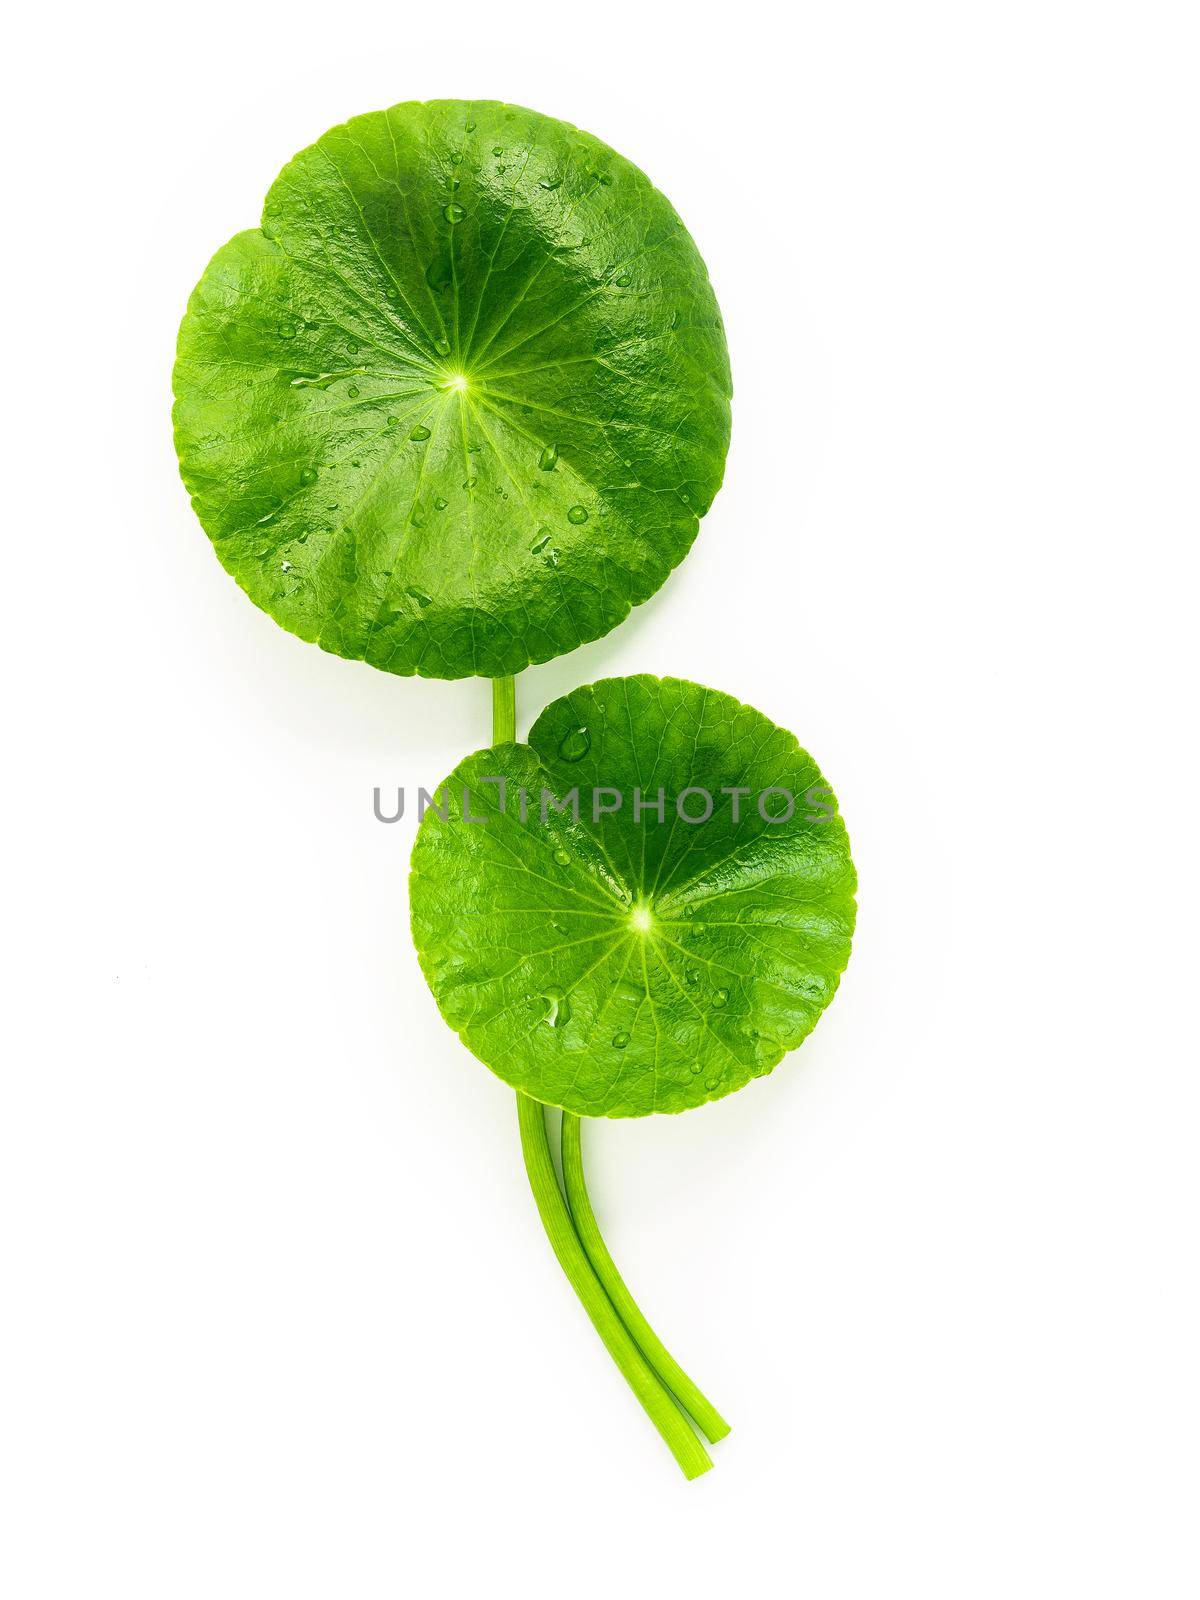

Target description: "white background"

left=5, top=3, right=1198, bottom=1595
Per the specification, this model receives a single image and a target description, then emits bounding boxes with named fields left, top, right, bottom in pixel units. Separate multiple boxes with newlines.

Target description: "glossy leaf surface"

left=410, top=677, right=857, bottom=1115
left=173, top=101, right=731, bottom=678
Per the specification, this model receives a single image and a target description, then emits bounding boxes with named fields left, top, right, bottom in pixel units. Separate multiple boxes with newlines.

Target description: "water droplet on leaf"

left=541, top=987, right=571, bottom=1027
left=410, top=424, right=432, bottom=441
left=426, top=254, right=453, bottom=291
left=557, top=726, right=590, bottom=763
left=443, top=203, right=465, bottom=224
left=538, top=443, right=559, bottom=471
left=567, top=505, right=588, bottom=524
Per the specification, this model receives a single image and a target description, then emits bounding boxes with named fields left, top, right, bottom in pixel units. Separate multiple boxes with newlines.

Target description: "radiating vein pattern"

left=173, top=99, right=732, bottom=680
left=410, top=677, right=856, bottom=1117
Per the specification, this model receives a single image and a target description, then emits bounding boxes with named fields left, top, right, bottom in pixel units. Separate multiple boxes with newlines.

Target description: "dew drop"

left=686, top=968, right=700, bottom=985
left=538, top=443, right=559, bottom=472
left=463, top=475, right=477, bottom=490
left=387, top=416, right=400, bottom=428
left=711, top=988, right=729, bottom=1009
left=612, top=1031, right=630, bottom=1050
left=426, top=254, right=454, bottom=291
left=443, top=202, right=465, bottom=224
left=557, top=725, right=590, bottom=763
left=278, top=324, right=296, bottom=339
left=704, top=1077, right=720, bottom=1092
left=690, top=1062, right=703, bottom=1075
left=405, top=586, right=432, bottom=608
left=492, top=145, right=503, bottom=156
left=434, top=496, right=448, bottom=511
left=552, top=847, right=571, bottom=867
left=410, top=500, right=427, bottom=528
left=347, top=385, right=360, bottom=398
left=539, top=175, right=563, bottom=190
left=410, top=424, right=432, bottom=441
left=465, top=120, right=477, bottom=132
left=531, top=531, right=551, bottom=554
left=615, top=272, right=632, bottom=287
left=435, top=337, right=452, bottom=356
left=299, top=467, right=317, bottom=485
left=541, top=987, right=571, bottom=1028
left=567, top=505, right=588, bottom=524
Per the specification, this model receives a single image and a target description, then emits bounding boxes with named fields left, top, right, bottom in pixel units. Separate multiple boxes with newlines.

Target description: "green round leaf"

left=410, top=677, right=857, bottom=1117
left=173, top=100, right=732, bottom=680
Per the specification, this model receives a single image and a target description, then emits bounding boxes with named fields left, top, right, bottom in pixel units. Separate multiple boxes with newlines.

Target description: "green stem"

left=560, top=1111, right=730, bottom=1444
left=492, top=674, right=516, bottom=744
left=493, top=673, right=713, bottom=1478
left=517, top=1096, right=712, bottom=1479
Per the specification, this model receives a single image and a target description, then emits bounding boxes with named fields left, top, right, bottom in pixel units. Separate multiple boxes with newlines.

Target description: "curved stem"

left=493, top=673, right=712, bottom=1478
left=561, top=1112, right=731, bottom=1443
left=517, top=1096, right=712, bottom=1479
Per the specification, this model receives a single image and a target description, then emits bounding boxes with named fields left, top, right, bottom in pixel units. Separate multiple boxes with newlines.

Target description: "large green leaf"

left=410, top=677, right=856, bottom=1116
left=173, top=100, right=732, bottom=679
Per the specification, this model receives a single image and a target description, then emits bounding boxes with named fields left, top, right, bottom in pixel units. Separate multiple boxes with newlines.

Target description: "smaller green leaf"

left=410, top=676, right=857, bottom=1117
